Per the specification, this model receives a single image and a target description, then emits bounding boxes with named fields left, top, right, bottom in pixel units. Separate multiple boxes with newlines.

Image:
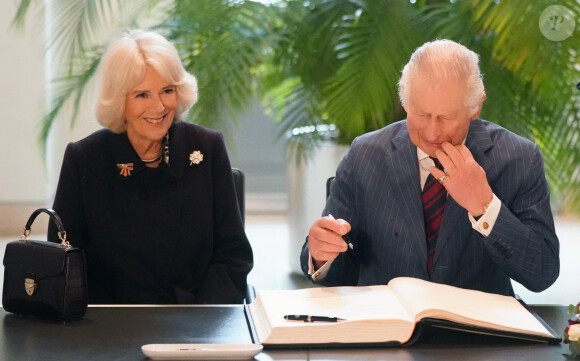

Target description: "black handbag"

left=2, top=208, right=87, bottom=321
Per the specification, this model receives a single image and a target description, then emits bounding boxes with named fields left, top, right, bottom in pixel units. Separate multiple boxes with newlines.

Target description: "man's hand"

left=308, top=216, right=352, bottom=269
left=432, top=142, right=493, bottom=216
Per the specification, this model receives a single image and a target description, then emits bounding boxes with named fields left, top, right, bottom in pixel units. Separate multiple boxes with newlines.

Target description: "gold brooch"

left=117, top=163, right=134, bottom=177
left=189, top=151, right=203, bottom=165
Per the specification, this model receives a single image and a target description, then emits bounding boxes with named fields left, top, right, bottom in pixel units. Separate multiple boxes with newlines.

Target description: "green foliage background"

left=13, top=0, right=580, bottom=213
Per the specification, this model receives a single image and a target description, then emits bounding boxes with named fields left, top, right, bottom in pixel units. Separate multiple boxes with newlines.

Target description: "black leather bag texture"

left=2, top=208, right=87, bottom=321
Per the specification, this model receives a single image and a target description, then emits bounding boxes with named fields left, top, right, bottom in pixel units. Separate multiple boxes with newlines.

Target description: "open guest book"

left=245, top=277, right=561, bottom=348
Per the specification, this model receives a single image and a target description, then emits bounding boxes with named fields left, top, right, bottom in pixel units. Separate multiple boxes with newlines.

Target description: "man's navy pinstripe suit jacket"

left=301, top=119, right=559, bottom=296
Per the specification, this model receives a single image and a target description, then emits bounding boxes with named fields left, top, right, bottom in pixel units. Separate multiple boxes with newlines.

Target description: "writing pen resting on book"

left=284, top=315, right=346, bottom=322
left=327, top=214, right=354, bottom=250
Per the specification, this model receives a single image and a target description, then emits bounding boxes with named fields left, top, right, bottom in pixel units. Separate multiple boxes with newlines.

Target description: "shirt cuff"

left=468, top=193, right=500, bottom=237
left=308, top=253, right=334, bottom=281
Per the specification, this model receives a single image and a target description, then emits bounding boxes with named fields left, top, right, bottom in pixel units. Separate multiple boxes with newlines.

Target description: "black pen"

left=284, top=314, right=345, bottom=322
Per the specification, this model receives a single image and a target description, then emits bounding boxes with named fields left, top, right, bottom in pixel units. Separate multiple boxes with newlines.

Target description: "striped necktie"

left=422, top=158, right=447, bottom=275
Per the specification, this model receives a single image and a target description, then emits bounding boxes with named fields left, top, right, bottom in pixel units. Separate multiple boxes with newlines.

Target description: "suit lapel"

left=434, top=119, right=494, bottom=264
left=390, top=126, right=428, bottom=270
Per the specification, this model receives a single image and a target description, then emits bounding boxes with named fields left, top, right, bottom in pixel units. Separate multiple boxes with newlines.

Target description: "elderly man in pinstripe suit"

left=301, top=39, right=559, bottom=296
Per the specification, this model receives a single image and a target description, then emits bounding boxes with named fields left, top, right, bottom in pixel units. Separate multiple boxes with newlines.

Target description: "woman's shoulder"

left=65, top=128, right=122, bottom=158
left=173, top=121, right=222, bottom=138
left=172, top=121, right=225, bottom=149
left=71, top=128, right=116, bottom=146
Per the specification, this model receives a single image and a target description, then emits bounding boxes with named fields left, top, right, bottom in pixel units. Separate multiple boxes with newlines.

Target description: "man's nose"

left=425, top=116, right=441, bottom=139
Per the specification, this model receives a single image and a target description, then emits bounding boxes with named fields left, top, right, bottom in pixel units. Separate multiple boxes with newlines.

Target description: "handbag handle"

left=20, top=208, right=70, bottom=248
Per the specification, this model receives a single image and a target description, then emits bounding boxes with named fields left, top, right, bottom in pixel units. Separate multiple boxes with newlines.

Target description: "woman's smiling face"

left=124, top=66, right=176, bottom=144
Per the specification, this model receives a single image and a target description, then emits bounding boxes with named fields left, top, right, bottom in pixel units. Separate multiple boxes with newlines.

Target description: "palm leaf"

left=262, top=1, right=420, bottom=146
left=11, top=0, right=36, bottom=30
left=39, top=46, right=104, bottom=151
left=162, top=0, right=278, bottom=131
left=322, top=1, right=423, bottom=143
left=12, top=0, right=170, bottom=152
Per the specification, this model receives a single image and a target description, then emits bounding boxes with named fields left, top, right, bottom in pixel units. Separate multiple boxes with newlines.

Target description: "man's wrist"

left=474, top=196, right=493, bottom=219
left=313, top=259, right=327, bottom=270
left=469, top=194, right=500, bottom=236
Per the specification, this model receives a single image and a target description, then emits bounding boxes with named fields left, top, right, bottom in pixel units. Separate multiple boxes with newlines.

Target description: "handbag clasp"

left=24, top=277, right=37, bottom=296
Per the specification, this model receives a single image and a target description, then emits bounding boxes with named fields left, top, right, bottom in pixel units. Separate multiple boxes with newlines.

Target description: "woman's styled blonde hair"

left=398, top=39, right=486, bottom=117
left=96, top=29, right=198, bottom=132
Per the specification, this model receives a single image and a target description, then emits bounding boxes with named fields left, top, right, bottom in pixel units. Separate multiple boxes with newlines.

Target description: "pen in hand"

left=284, top=314, right=345, bottom=322
left=328, top=214, right=354, bottom=250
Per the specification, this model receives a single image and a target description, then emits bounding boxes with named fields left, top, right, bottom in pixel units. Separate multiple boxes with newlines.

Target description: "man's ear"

left=471, top=93, right=487, bottom=121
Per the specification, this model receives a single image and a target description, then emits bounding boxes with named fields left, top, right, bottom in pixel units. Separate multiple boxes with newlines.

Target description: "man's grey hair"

left=398, top=39, right=486, bottom=116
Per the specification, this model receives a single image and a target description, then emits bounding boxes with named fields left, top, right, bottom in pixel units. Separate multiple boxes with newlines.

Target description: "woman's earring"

left=163, top=132, right=170, bottom=165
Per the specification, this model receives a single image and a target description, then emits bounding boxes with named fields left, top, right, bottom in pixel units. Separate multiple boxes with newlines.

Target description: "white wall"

left=0, top=2, right=102, bottom=235
left=1, top=3, right=46, bottom=203
left=0, top=2, right=50, bottom=234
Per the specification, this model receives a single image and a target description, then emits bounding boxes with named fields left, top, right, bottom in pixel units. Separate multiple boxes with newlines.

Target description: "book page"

left=261, top=286, right=414, bottom=327
left=250, top=285, right=416, bottom=344
left=388, top=277, right=552, bottom=337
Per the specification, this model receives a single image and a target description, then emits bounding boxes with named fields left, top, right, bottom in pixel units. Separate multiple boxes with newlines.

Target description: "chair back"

left=232, top=168, right=245, bottom=225
left=326, top=176, right=335, bottom=200
left=231, top=168, right=255, bottom=302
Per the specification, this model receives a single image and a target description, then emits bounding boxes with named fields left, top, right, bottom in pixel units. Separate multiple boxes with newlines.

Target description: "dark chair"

left=231, top=168, right=256, bottom=303
left=326, top=176, right=335, bottom=200
left=231, top=168, right=245, bottom=225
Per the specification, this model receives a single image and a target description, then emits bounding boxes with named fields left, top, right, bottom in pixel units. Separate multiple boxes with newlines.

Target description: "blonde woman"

left=50, top=30, right=253, bottom=304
